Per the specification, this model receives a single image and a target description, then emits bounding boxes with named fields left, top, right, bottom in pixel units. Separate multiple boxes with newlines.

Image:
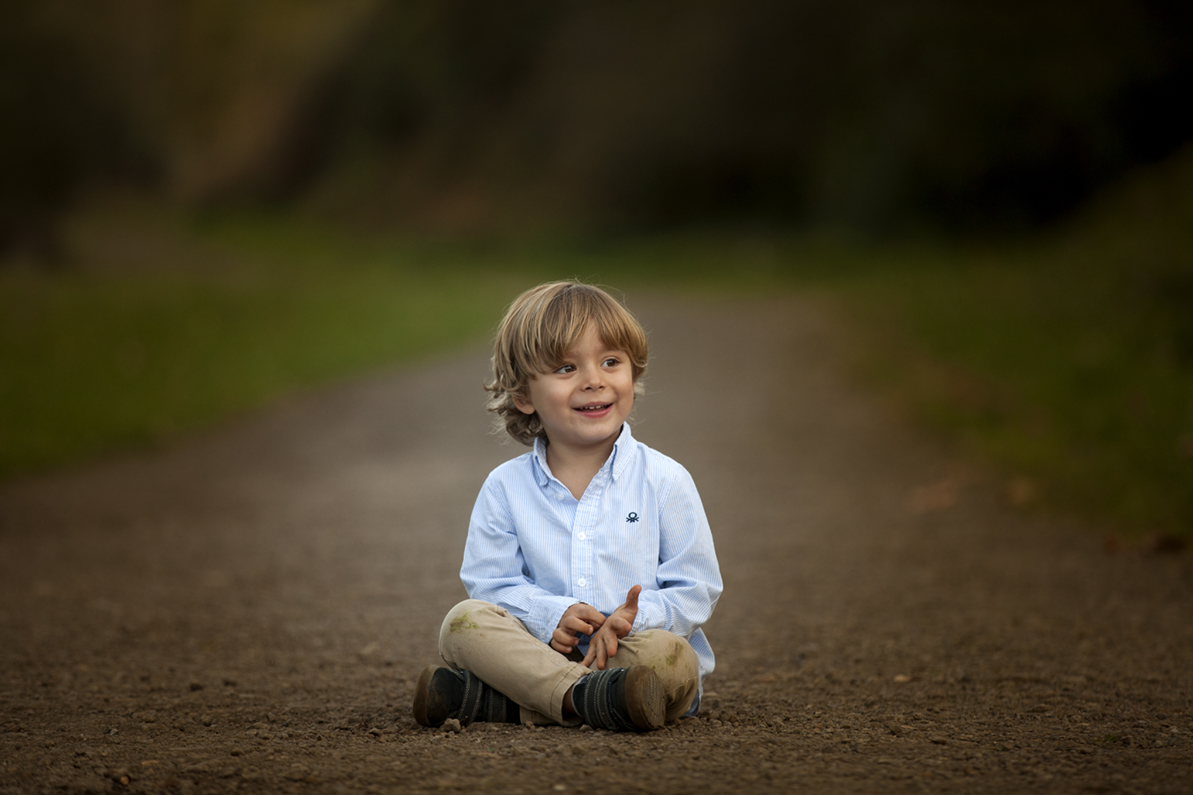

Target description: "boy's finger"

left=623, top=584, right=641, bottom=610
left=577, top=605, right=606, bottom=626
left=592, top=633, right=612, bottom=670
left=562, top=617, right=591, bottom=635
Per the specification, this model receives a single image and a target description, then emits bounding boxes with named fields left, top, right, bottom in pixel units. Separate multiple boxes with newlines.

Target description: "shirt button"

left=577, top=578, right=587, bottom=587
left=577, top=532, right=586, bottom=540
left=556, top=493, right=567, bottom=501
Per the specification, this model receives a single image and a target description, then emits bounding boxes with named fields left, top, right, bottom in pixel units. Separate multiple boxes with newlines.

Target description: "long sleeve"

left=631, top=466, right=723, bottom=637
left=460, top=475, right=576, bottom=644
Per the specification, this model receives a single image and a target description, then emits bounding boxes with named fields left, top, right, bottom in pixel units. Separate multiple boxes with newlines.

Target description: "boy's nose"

left=580, top=367, right=605, bottom=389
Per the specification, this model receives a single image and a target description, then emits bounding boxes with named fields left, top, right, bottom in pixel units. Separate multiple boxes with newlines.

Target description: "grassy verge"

left=816, top=151, right=1193, bottom=540
left=827, top=245, right=1191, bottom=539
left=0, top=205, right=544, bottom=479
left=2, top=159, right=1190, bottom=542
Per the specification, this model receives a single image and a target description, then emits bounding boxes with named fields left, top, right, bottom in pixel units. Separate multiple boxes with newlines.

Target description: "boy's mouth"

left=575, top=402, right=613, bottom=413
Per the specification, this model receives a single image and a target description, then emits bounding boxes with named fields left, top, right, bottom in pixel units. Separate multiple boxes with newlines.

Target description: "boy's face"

left=514, top=323, right=634, bottom=460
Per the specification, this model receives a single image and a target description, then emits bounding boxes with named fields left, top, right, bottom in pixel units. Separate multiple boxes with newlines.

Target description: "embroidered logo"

left=626, top=512, right=639, bottom=523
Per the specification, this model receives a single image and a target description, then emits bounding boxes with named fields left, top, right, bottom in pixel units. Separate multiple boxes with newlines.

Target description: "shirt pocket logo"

left=626, top=511, right=639, bottom=523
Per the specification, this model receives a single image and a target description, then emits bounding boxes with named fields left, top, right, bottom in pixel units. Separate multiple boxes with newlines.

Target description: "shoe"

left=412, top=665, right=518, bottom=727
left=571, top=665, right=665, bottom=731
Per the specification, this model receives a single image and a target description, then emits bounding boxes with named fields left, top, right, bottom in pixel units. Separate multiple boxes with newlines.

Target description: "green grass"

left=0, top=209, right=545, bottom=479
left=815, top=150, right=1193, bottom=539
left=828, top=244, right=1192, bottom=537
left=2, top=153, right=1191, bottom=542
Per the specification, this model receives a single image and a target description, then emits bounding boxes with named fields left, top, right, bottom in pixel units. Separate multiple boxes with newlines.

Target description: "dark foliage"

left=2, top=0, right=1192, bottom=237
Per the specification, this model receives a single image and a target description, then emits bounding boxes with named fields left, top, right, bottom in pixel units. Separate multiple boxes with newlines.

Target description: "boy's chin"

left=556, top=425, right=624, bottom=449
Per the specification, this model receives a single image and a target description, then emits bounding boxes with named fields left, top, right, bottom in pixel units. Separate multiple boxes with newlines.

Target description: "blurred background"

left=1, top=0, right=1191, bottom=540
left=5, top=0, right=1192, bottom=238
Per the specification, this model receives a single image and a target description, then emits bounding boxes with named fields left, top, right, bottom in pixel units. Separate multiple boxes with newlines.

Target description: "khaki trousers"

left=439, top=599, right=699, bottom=725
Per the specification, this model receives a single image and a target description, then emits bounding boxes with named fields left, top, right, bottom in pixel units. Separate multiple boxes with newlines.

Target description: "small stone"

left=442, top=718, right=462, bottom=734
left=893, top=674, right=912, bottom=684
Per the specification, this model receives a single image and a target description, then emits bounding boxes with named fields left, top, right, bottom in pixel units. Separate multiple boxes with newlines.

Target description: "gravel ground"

left=1, top=296, right=1190, bottom=794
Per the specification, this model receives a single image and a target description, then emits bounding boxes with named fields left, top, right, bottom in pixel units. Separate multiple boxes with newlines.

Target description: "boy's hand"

left=551, top=602, right=606, bottom=655
left=582, top=585, right=641, bottom=670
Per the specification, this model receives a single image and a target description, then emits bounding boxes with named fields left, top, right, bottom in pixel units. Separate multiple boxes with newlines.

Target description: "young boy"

left=413, top=281, right=722, bottom=731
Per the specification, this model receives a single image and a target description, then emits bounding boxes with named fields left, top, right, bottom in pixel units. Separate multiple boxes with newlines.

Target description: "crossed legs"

left=437, top=599, right=699, bottom=725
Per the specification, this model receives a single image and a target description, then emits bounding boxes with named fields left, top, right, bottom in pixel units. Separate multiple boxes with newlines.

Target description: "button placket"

left=571, top=473, right=606, bottom=600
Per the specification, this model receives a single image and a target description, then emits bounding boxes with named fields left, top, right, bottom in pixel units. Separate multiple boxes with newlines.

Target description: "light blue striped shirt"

left=461, top=424, right=723, bottom=689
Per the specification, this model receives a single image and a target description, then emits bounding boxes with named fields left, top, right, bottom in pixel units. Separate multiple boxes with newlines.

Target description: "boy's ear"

left=513, top=394, right=536, bottom=415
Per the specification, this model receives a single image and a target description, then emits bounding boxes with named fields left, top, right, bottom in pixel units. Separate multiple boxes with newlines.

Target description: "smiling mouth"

left=575, top=403, right=612, bottom=412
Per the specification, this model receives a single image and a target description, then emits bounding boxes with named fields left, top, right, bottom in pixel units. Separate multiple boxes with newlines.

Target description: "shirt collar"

left=609, top=423, right=636, bottom=481
left=531, top=423, right=637, bottom=487
left=531, top=436, right=551, bottom=487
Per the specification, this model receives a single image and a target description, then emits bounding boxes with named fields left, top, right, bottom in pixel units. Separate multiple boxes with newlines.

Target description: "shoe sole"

left=411, top=664, right=440, bottom=727
left=623, top=665, right=666, bottom=731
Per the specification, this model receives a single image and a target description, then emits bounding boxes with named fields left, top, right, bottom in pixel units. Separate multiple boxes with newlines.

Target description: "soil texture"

left=2, top=297, right=1191, bottom=794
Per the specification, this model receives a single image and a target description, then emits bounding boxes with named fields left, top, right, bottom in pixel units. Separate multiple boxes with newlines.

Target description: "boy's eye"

left=602, top=357, right=620, bottom=367
left=555, top=364, right=576, bottom=374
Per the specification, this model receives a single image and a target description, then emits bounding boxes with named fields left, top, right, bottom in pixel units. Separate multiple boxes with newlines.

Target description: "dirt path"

left=2, top=297, right=1190, bottom=794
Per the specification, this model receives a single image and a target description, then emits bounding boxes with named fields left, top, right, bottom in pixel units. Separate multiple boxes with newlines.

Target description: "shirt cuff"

left=528, top=594, right=581, bottom=644
left=631, top=593, right=668, bottom=635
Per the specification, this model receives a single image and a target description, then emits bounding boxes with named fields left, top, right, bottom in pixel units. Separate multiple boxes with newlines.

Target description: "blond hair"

left=486, top=281, right=648, bottom=445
